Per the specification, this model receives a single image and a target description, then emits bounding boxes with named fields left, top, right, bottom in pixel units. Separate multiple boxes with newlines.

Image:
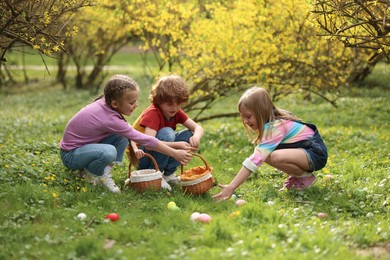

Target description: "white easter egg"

left=190, top=212, right=201, bottom=221
left=77, top=213, right=87, bottom=220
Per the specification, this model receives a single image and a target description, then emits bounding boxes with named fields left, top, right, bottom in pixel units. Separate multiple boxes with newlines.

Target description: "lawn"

left=0, top=57, right=389, bottom=259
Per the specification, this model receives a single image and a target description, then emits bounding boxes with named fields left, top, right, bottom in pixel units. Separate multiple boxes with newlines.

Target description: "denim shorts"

left=275, top=123, right=328, bottom=172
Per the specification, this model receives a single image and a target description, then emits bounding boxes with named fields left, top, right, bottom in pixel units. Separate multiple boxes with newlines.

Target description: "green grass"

left=0, top=60, right=389, bottom=259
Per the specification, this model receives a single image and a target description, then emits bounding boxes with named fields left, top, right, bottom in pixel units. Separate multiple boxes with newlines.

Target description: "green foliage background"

left=0, top=61, right=389, bottom=259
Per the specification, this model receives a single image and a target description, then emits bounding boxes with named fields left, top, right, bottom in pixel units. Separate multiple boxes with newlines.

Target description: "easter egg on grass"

left=105, top=213, right=119, bottom=222
left=77, top=213, right=87, bottom=220
left=235, top=199, right=246, bottom=206
left=169, top=205, right=181, bottom=211
left=167, top=201, right=177, bottom=209
left=228, top=211, right=241, bottom=219
left=317, top=212, right=328, bottom=219
left=190, top=212, right=201, bottom=221
left=197, top=213, right=212, bottom=223
left=229, top=194, right=238, bottom=201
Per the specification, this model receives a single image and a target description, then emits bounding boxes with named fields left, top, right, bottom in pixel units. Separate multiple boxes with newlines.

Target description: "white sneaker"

left=161, top=177, right=172, bottom=191
left=98, top=171, right=120, bottom=193
left=163, top=173, right=180, bottom=185
left=81, top=170, right=100, bottom=185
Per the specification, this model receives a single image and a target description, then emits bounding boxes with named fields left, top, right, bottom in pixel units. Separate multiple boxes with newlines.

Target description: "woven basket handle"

left=128, top=153, right=159, bottom=178
left=180, top=153, right=210, bottom=175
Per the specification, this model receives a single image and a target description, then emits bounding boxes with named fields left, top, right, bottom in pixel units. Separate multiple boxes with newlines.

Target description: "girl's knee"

left=267, top=152, right=286, bottom=165
left=119, top=136, right=129, bottom=145
left=100, top=145, right=117, bottom=163
left=117, top=136, right=129, bottom=149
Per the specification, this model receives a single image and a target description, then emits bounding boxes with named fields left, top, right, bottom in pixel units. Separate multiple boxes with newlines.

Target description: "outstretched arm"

left=212, top=166, right=252, bottom=202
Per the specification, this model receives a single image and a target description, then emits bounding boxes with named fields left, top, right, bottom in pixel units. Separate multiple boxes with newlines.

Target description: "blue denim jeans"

left=60, top=134, right=129, bottom=176
left=275, top=123, right=328, bottom=172
left=138, top=127, right=193, bottom=176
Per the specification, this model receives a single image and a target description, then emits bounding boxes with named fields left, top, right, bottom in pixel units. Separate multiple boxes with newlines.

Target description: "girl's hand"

left=212, top=184, right=235, bottom=203
left=134, top=149, right=145, bottom=159
left=173, top=150, right=192, bottom=165
left=189, top=136, right=200, bottom=148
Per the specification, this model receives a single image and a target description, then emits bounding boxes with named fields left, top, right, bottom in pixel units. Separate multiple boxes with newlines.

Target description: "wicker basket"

left=179, top=153, right=214, bottom=195
left=125, top=153, right=162, bottom=192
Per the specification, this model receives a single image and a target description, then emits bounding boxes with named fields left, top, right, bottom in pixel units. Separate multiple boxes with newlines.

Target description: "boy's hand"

left=189, top=136, right=200, bottom=149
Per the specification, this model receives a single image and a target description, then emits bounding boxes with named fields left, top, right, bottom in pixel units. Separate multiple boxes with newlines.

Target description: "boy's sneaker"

left=292, top=174, right=317, bottom=190
left=98, top=171, right=120, bottom=193
left=161, top=177, right=172, bottom=191
left=163, top=173, right=180, bottom=185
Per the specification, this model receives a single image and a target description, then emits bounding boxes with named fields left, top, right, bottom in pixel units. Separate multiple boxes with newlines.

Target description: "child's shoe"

left=279, top=176, right=297, bottom=191
left=292, top=174, right=317, bottom=190
left=81, top=169, right=100, bottom=185
left=98, top=171, right=120, bottom=193
left=161, top=177, right=172, bottom=191
left=163, top=173, right=180, bottom=185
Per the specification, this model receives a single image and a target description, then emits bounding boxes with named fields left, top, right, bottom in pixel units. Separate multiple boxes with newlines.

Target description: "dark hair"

left=149, top=75, right=189, bottom=105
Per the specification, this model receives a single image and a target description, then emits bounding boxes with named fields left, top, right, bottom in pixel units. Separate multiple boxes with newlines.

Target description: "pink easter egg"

left=317, top=212, right=328, bottom=219
left=235, top=199, right=246, bottom=206
left=197, top=213, right=212, bottom=223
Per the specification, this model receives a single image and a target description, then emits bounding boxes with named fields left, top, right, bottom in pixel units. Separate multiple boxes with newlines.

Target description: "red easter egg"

left=105, top=213, right=119, bottom=222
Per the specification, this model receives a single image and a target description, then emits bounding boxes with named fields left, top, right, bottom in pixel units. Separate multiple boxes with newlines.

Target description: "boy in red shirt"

left=133, top=75, right=204, bottom=190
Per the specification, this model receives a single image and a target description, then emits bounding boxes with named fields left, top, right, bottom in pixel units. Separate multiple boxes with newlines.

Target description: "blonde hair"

left=238, top=87, right=301, bottom=144
left=149, top=75, right=189, bottom=105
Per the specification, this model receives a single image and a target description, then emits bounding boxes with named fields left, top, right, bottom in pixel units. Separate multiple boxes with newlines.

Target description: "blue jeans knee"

left=138, top=128, right=193, bottom=175
left=60, top=143, right=117, bottom=176
left=156, top=127, right=175, bottom=142
left=100, top=134, right=129, bottom=164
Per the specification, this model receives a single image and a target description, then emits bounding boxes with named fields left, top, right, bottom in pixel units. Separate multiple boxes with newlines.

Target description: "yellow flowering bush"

left=122, top=0, right=371, bottom=120
left=57, top=0, right=138, bottom=89
left=0, top=0, right=92, bottom=64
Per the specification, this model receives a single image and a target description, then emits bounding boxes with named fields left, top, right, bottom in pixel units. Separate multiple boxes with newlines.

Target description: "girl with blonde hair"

left=213, top=87, right=328, bottom=201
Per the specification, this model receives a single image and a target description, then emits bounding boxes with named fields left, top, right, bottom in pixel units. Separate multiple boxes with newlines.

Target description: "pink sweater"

left=60, top=98, right=158, bottom=151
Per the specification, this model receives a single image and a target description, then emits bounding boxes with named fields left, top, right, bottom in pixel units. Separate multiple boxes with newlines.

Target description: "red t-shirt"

left=133, top=103, right=188, bottom=133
